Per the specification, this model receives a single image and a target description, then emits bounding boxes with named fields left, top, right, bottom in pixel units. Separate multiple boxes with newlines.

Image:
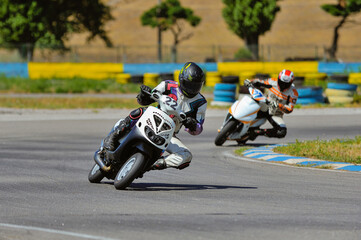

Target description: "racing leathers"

left=100, top=80, right=207, bottom=170
left=249, top=77, right=298, bottom=138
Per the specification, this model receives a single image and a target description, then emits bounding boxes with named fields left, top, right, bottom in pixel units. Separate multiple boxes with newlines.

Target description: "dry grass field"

left=61, top=0, right=361, bottom=62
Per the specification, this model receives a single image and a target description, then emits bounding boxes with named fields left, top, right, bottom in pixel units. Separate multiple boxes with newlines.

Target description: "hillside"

left=65, top=0, right=361, bottom=63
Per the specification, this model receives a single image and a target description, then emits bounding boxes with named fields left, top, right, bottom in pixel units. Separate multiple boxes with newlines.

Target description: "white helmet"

left=278, top=69, right=294, bottom=91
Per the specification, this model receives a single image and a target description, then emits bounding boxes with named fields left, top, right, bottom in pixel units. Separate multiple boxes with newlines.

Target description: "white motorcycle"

left=88, top=90, right=186, bottom=190
left=214, top=83, right=273, bottom=146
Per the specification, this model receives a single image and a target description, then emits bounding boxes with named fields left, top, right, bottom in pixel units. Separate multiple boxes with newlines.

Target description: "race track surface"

left=0, top=108, right=361, bottom=240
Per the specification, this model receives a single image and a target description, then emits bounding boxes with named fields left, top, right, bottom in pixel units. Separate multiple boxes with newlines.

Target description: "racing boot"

left=103, top=119, right=129, bottom=151
left=151, top=157, right=167, bottom=170
left=248, top=129, right=266, bottom=141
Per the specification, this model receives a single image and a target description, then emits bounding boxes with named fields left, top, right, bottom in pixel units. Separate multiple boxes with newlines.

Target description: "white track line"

left=0, top=223, right=119, bottom=240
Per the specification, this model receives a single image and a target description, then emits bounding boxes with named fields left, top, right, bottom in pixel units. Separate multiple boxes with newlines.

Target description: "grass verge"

left=0, top=76, right=215, bottom=94
left=0, top=97, right=141, bottom=109
left=273, top=137, right=361, bottom=164
left=0, top=76, right=141, bottom=94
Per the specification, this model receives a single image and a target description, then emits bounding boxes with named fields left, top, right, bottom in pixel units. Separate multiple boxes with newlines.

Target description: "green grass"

left=0, top=76, right=359, bottom=109
left=0, top=97, right=141, bottom=109
left=0, top=76, right=140, bottom=94
left=0, top=76, right=216, bottom=94
left=273, top=137, right=361, bottom=164
left=235, top=147, right=251, bottom=155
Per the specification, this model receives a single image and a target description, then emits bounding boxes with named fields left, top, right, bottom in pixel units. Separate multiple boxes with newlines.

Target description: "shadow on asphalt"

left=218, top=143, right=272, bottom=148
left=127, top=182, right=258, bottom=191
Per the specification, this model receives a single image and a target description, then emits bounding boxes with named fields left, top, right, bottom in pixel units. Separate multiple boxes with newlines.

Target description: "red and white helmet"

left=278, top=69, right=294, bottom=91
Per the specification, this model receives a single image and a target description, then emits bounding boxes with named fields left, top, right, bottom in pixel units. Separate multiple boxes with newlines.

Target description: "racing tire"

left=214, top=119, right=239, bottom=146
left=88, top=163, right=105, bottom=183
left=114, top=152, right=146, bottom=190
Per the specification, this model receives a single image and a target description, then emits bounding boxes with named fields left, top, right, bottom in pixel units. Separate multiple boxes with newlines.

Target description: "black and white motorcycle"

left=88, top=91, right=186, bottom=190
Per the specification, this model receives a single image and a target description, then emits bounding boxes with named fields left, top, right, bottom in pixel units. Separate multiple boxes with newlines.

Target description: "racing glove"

left=136, top=85, right=155, bottom=106
left=252, top=79, right=262, bottom=88
left=183, top=117, right=198, bottom=132
left=244, top=79, right=253, bottom=88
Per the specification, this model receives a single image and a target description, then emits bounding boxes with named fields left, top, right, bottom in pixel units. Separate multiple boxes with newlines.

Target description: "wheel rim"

left=91, top=164, right=100, bottom=175
left=116, top=157, right=136, bottom=180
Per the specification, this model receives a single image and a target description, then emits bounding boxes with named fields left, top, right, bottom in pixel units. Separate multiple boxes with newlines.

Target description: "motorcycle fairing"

left=137, top=106, right=175, bottom=150
left=230, top=95, right=261, bottom=122
left=249, top=87, right=267, bottom=102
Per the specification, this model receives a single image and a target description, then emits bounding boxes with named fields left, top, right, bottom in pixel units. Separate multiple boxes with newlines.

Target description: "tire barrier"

left=116, top=73, right=131, bottom=84
left=238, top=86, right=249, bottom=94
left=329, top=74, right=349, bottom=83
left=296, top=86, right=324, bottom=105
left=160, top=73, right=174, bottom=81
left=304, top=73, right=328, bottom=87
left=325, top=82, right=358, bottom=104
left=173, top=70, right=180, bottom=83
left=221, top=75, right=239, bottom=84
left=325, top=88, right=354, bottom=97
left=212, top=83, right=237, bottom=106
left=293, top=76, right=305, bottom=87
left=0, top=63, right=28, bottom=78
left=254, top=73, right=270, bottom=80
left=327, top=82, right=358, bottom=91
left=130, top=74, right=144, bottom=84
left=239, top=72, right=256, bottom=85
left=143, top=73, right=160, bottom=87
left=327, top=96, right=355, bottom=104
left=296, top=97, right=324, bottom=105
left=28, top=63, right=123, bottom=80
left=348, top=73, right=361, bottom=84
left=205, top=72, right=222, bottom=87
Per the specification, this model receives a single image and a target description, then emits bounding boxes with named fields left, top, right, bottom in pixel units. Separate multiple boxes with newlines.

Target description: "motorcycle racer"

left=244, top=69, right=298, bottom=139
left=96, top=62, right=207, bottom=171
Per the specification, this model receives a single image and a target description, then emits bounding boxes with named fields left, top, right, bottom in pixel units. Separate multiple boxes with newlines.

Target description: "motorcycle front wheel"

left=214, top=119, right=239, bottom=146
left=114, top=152, right=146, bottom=190
left=88, top=163, right=105, bottom=183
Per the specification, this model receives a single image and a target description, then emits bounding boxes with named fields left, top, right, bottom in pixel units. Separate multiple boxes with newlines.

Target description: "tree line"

left=0, top=0, right=360, bottom=62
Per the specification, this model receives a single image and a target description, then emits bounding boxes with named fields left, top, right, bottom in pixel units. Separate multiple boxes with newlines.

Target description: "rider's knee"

left=265, top=127, right=287, bottom=138
left=177, top=151, right=192, bottom=170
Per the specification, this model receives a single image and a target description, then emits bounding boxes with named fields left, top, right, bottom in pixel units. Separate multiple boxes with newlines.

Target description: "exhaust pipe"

left=94, top=151, right=111, bottom=172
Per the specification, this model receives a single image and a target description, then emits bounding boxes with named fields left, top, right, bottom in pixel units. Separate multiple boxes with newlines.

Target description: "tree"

left=141, top=0, right=201, bottom=62
left=0, top=0, right=113, bottom=61
left=321, top=0, right=361, bottom=60
left=222, top=0, right=280, bottom=60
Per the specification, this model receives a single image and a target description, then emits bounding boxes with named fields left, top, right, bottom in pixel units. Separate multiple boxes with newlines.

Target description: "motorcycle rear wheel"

left=88, top=163, right=105, bottom=183
left=214, top=119, right=239, bottom=146
left=114, top=152, right=146, bottom=190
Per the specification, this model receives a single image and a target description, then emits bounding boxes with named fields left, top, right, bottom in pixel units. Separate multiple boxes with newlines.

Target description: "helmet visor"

left=180, top=78, right=203, bottom=97
left=278, top=79, right=292, bottom=91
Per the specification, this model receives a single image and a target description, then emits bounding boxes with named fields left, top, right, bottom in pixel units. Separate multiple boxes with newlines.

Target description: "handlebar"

left=254, top=82, right=272, bottom=89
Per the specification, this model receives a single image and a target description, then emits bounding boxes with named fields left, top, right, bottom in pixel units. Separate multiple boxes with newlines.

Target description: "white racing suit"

left=109, top=80, right=207, bottom=170
left=253, top=78, right=298, bottom=138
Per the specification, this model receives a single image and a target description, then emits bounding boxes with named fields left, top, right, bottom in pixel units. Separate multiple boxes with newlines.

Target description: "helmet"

left=278, top=69, right=294, bottom=91
left=179, top=62, right=205, bottom=98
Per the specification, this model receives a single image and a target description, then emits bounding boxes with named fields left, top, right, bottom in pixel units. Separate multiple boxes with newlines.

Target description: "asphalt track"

left=1, top=107, right=361, bottom=240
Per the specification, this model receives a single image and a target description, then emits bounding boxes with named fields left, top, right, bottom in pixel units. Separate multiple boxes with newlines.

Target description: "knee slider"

left=129, top=108, right=144, bottom=120
left=276, top=127, right=287, bottom=138
left=177, top=151, right=192, bottom=170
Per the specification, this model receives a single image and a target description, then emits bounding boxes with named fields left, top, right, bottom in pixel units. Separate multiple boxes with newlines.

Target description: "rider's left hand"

left=244, top=79, right=253, bottom=88
left=184, top=117, right=197, bottom=132
left=137, top=85, right=154, bottom=106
